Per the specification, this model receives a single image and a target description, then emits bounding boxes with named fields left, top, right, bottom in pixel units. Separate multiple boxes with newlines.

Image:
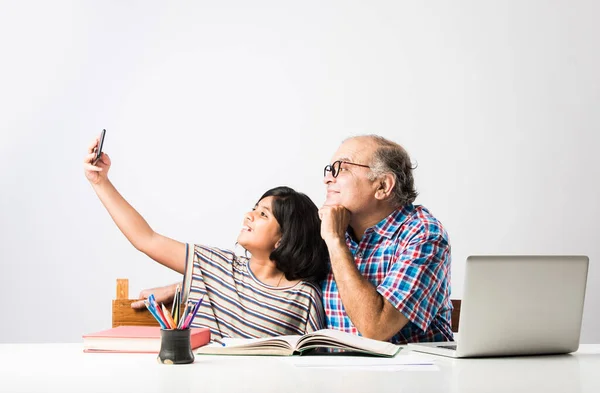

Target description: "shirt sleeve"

left=376, top=230, right=451, bottom=332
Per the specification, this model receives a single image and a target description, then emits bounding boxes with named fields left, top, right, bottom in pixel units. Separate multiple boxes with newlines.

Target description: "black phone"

left=93, top=129, right=106, bottom=164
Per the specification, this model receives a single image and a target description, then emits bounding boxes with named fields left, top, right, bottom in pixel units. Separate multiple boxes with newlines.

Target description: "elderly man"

left=133, top=135, right=453, bottom=344
left=318, top=135, right=453, bottom=344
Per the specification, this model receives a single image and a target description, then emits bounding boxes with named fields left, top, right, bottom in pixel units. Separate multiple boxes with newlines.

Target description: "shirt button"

left=357, top=252, right=363, bottom=258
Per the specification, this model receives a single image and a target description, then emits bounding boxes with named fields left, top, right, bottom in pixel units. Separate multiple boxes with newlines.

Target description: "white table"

left=0, top=343, right=598, bottom=393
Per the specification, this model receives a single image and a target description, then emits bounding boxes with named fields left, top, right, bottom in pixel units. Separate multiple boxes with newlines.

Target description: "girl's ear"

left=275, top=239, right=281, bottom=249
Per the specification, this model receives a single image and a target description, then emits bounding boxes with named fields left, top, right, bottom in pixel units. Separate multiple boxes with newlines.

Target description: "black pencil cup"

left=157, top=329, right=195, bottom=365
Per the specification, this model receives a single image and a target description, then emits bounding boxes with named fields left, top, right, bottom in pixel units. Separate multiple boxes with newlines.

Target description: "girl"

left=84, top=137, right=328, bottom=339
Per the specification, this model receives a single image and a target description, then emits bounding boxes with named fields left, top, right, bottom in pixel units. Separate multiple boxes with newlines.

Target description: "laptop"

left=407, top=255, right=589, bottom=358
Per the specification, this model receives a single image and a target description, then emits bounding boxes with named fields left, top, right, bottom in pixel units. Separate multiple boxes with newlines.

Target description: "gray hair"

left=359, top=135, right=419, bottom=207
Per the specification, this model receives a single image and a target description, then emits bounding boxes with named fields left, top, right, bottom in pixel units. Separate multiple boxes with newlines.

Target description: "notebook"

left=407, top=255, right=589, bottom=358
left=83, top=326, right=211, bottom=353
left=196, top=328, right=401, bottom=357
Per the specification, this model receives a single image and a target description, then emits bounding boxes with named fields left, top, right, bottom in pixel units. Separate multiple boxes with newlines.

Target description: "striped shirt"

left=186, top=244, right=325, bottom=339
left=321, top=204, right=454, bottom=344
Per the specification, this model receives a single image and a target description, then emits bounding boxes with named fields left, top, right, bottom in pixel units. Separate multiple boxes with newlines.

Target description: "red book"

left=82, top=326, right=210, bottom=353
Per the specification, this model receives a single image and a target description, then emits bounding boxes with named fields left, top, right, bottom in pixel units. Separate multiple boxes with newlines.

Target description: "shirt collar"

left=348, top=204, right=415, bottom=241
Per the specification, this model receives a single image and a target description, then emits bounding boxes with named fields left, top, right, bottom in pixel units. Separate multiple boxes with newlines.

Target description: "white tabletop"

left=0, top=343, right=599, bottom=393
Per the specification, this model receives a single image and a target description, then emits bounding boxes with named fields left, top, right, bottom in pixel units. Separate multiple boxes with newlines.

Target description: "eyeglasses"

left=323, top=160, right=370, bottom=178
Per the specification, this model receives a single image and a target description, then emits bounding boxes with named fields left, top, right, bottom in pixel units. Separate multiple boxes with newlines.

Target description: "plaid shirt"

left=321, top=204, right=454, bottom=344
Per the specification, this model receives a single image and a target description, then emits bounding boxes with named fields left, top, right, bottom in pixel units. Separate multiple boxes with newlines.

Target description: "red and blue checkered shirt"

left=321, top=204, right=454, bottom=344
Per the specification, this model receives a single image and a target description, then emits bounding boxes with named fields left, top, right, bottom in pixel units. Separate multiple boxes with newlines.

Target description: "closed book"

left=83, top=326, right=210, bottom=353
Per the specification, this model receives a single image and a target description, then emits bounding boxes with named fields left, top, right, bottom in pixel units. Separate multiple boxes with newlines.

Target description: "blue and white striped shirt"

left=187, top=245, right=325, bottom=339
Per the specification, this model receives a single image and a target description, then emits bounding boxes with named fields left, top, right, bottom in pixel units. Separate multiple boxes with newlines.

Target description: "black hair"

left=257, top=186, right=329, bottom=284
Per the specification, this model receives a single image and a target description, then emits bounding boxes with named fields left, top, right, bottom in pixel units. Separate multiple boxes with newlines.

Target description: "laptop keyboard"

left=437, top=344, right=457, bottom=350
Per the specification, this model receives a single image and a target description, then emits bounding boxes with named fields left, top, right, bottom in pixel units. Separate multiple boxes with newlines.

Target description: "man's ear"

left=374, top=173, right=396, bottom=201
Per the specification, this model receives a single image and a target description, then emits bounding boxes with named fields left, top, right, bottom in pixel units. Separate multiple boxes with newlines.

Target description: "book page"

left=221, top=335, right=302, bottom=349
left=196, top=335, right=303, bottom=356
left=291, top=353, right=437, bottom=369
left=297, top=329, right=401, bottom=357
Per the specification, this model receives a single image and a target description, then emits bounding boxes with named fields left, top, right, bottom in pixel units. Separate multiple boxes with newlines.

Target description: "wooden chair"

left=112, top=278, right=159, bottom=328
left=451, top=299, right=461, bottom=332
left=112, top=279, right=462, bottom=332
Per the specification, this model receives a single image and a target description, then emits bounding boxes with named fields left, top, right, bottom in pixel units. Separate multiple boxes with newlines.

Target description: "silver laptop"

left=408, top=255, right=589, bottom=358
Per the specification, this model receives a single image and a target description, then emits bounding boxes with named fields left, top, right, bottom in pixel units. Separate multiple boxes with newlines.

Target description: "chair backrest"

left=451, top=299, right=461, bottom=332
left=112, top=278, right=159, bottom=328
left=112, top=278, right=462, bottom=332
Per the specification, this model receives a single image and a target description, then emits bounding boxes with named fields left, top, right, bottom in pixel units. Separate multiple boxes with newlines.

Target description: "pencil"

left=183, top=298, right=203, bottom=329
left=179, top=301, right=193, bottom=329
left=171, top=285, right=180, bottom=324
left=144, top=300, right=168, bottom=330
left=161, top=303, right=177, bottom=329
left=210, top=337, right=226, bottom=347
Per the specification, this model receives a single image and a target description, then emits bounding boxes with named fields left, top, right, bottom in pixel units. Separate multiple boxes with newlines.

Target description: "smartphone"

left=93, top=129, right=106, bottom=165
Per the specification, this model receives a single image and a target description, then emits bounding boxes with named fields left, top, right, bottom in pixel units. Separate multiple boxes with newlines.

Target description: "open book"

left=196, top=329, right=401, bottom=357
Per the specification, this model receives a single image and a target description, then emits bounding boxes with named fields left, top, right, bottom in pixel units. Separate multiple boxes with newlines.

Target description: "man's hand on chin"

left=319, top=204, right=351, bottom=246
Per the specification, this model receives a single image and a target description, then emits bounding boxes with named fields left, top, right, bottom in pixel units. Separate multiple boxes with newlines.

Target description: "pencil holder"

left=157, top=329, right=195, bottom=365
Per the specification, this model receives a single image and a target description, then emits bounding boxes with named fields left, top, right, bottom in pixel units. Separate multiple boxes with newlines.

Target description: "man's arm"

left=319, top=205, right=408, bottom=341
left=325, top=238, right=409, bottom=341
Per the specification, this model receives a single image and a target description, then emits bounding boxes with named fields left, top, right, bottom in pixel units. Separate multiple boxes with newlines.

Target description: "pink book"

left=82, top=326, right=210, bottom=353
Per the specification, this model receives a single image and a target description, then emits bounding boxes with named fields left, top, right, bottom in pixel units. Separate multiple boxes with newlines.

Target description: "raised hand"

left=83, top=136, right=111, bottom=185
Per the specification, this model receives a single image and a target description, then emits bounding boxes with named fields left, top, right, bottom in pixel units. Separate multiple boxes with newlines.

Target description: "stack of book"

left=83, top=326, right=210, bottom=353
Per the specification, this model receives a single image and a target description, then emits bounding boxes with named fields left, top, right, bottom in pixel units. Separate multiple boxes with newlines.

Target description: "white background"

left=1, top=0, right=598, bottom=343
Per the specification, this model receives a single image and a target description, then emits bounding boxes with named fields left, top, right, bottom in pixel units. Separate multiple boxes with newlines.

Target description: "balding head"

left=346, top=135, right=418, bottom=207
